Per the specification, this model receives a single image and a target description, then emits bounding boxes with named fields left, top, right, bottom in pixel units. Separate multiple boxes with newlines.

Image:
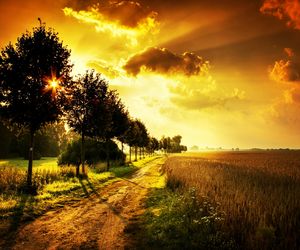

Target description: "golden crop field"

left=164, top=151, right=300, bottom=249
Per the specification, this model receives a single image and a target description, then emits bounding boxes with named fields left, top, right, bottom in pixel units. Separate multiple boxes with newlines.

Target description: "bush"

left=58, top=138, right=125, bottom=167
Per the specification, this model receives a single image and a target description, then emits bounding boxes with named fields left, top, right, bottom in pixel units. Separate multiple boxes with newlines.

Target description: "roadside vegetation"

left=0, top=156, right=161, bottom=222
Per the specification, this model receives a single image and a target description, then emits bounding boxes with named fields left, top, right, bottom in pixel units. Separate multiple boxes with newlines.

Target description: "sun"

left=48, top=78, right=60, bottom=89
left=43, top=74, right=63, bottom=98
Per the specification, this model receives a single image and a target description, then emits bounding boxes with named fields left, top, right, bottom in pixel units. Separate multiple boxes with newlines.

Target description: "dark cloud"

left=270, top=48, right=300, bottom=82
left=65, top=0, right=157, bottom=28
left=123, top=47, right=210, bottom=76
left=260, top=0, right=300, bottom=30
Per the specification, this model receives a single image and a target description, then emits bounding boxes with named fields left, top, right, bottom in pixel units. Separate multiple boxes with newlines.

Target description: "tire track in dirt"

left=4, top=157, right=165, bottom=250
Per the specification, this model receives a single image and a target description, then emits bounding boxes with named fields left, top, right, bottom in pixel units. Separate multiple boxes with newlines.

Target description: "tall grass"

left=164, top=152, right=300, bottom=249
left=0, top=165, right=77, bottom=194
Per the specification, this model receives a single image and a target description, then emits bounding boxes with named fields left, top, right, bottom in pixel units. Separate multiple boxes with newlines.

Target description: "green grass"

left=0, top=157, right=58, bottom=170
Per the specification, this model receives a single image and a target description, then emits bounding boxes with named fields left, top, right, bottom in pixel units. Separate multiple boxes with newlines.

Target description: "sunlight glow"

left=48, top=78, right=59, bottom=89
left=43, top=74, right=62, bottom=98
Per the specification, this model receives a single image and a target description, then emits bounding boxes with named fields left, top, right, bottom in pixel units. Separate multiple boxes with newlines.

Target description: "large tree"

left=64, top=70, right=109, bottom=176
left=0, top=23, right=72, bottom=190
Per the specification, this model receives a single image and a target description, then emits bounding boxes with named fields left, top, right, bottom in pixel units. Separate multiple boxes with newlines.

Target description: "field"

left=163, top=151, right=300, bottom=249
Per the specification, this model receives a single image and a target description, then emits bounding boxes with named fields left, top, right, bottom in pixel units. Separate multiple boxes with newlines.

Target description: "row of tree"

left=0, top=23, right=186, bottom=191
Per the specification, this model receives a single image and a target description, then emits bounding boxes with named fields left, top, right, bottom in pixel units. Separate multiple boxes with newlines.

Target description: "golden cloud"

left=63, top=1, right=158, bottom=45
left=65, top=0, right=157, bottom=27
left=86, top=59, right=120, bottom=79
left=269, top=48, right=300, bottom=82
left=170, top=84, right=245, bottom=111
left=268, top=86, right=300, bottom=133
left=260, top=0, right=300, bottom=30
left=284, top=87, right=300, bottom=103
left=123, top=47, right=210, bottom=76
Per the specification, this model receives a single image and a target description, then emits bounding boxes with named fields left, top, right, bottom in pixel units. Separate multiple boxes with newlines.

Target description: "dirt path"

left=4, top=157, right=166, bottom=250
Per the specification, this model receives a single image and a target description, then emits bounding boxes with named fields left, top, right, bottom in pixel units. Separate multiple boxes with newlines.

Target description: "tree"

left=135, top=120, right=149, bottom=159
left=160, top=136, right=170, bottom=153
left=100, top=90, right=129, bottom=169
left=0, top=23, right=72, bottom=190
left=124, top=119, right=139, bottom=162
left=160, top=135, right=187, bottom=153
left=64, top=70, right=109, bottom=176
left=147, top=137, right=159, bottom=155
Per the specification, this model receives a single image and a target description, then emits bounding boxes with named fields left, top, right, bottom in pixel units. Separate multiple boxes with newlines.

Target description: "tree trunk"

left=129, top=146, right=132, bottom=162
left=76, top=165, right=80, bottom=177
left=134, top=146, right=137, bottom=161
left=106, top=139, right=110, bottom=171
left=81, top=132, right=85, bottom=175
left=121, top=142, right=124, bottom=154
left=27, top=129, right=34, bottom=190
left=139, top=147, right=142, bottom=160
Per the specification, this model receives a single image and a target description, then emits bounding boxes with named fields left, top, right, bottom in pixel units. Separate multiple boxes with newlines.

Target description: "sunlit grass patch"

left=131, top=155, right=162, bottom=168
left=0, top=195, right=18, bottom=213
left=43, top=180, right=81, bottom=195
left=0, top=157, right=58, bottom=170
left=88, top=171, right=113, bottom=181
left=35, top=192, right=52, bottom=201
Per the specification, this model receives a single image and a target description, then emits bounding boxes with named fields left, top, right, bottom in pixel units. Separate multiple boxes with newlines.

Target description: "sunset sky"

left=1, top=0, right=300, bottom=149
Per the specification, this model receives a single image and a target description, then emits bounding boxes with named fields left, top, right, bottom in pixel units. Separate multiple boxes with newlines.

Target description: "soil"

left=1, top=157, right=165, bottom=250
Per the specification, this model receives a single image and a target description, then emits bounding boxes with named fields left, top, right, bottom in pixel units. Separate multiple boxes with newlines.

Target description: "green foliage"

left=0, top=122, right=19, bottom=158
left=147, top=137, right=160, bottom=154
left=64, top=70, right=110, bottom=138
left=0, top=121, right=65, bottom=159
left=58, top=138, right=125, bottom=167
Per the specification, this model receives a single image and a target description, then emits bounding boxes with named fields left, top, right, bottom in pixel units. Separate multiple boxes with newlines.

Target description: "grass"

left=163, top=152, right=300, bottom=250
left=0, top=155, right=161, bottom=221
left=0, top=157, right=58, bottom=170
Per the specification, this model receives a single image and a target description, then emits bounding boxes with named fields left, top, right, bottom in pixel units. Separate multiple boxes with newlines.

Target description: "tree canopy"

left=0, top=24, right=72, bottom=132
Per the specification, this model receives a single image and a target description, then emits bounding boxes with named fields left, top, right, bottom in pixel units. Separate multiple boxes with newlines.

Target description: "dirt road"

left=4, top=157, right=165, bottom=250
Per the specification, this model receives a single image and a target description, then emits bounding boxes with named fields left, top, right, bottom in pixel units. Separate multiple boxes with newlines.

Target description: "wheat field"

left=164, top=151, right=300, bottom=249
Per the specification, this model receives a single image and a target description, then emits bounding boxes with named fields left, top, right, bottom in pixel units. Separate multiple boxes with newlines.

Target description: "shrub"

left=58, top=138, right=125, bottom=167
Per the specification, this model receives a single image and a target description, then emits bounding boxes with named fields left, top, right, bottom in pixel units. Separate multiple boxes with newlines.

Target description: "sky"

left=1, top=0, right=300, bottom=149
